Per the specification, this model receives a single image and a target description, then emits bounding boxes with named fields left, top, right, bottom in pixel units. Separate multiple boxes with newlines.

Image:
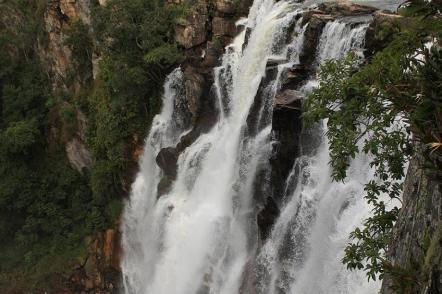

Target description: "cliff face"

left=41, top=0, right=93, bottom=172
left=381, top=154, right=442, bottom=294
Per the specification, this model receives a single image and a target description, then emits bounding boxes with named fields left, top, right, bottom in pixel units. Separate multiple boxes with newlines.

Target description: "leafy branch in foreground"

left=303, top=8, right=442, bottom=281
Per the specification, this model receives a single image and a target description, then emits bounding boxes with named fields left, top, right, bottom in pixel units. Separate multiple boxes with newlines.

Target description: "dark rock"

left=279, top=64, right=311, bottom=91
left=257, top=195, right=280, bottom=240
left=156, top=147, right=179, bottom=178
left=242, top=27, right=253, bottom=51
left=299, top=14, right=327, bottom=65
left=270, top=104, right=302, bottom=206
left=245, top=63, right=279, bottom=137
left=157, top=175, right=175, bottom=197
left=266, top=57, right=287, bottom=67
left=274, top=89, right=303, bottom=109
left=155, top=72, right=219, bottom=197
left=201, top=40, right=224, bottom=68
left=184, top=69, right=205, bottom=121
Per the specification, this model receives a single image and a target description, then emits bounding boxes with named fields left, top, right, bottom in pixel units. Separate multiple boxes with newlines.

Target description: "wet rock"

left=299, top=14, right=327, bottom=65
left=184, top=69, right=205, bottom=121
left=201, top=40, right=224, bottom=68
left=274, top=89, right=303, bottom=109
left=157, top=175, right=175, bottom=197
left=156, top=147, right=179, bottom=178
left=156, top=73, right=219, bottom=197
left=266, top=57, right=287, bottom=67
left=242, top=27, right=253, bottom=51
left=279, top=64, right=311, bottom=91
left=270, top=100, right=302, bottom=208
left=245, top=63, right=280, bottom=136
left=257, top=195, right=280, bottom=240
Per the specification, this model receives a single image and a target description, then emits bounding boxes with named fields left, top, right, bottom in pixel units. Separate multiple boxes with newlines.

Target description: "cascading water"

left=122, top=1, right=383, bottom=293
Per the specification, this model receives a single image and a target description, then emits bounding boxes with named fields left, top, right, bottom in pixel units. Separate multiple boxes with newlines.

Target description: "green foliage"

left=304, top=2, right=442, bottom=282
left=84, top=0, right=185, bottom=218
left=0, top=1, right=94, bottom=291
left=59, top=103, right=78, bottom=136
left=63, top=20, right=94, bottom=83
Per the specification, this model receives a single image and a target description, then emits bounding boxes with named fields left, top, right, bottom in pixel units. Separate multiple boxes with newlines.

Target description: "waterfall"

left=122, top=1, right=381, bottom=293
left=317, top=20, right=369, bottom=64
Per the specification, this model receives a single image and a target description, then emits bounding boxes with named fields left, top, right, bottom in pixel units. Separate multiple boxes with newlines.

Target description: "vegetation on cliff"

left=0, top=0, right=183, bottom=291
left=304, top=0, right=442, bottom=285
left=0, top=0, right=93, bottom=291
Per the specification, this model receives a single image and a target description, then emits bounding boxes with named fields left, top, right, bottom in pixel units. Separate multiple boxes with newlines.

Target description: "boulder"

left=156, top=147, right=179, bottom=178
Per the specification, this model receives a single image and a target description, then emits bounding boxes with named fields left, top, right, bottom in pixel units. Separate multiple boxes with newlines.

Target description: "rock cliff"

left=381, top=152, right=442, bottom=293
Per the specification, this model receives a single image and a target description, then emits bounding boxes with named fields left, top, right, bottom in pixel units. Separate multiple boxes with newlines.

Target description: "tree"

left=303, top=1, right=442, bottom=280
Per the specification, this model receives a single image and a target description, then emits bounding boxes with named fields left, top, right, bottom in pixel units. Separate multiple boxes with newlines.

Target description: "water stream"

left=121, top=1, right=385, bottom=293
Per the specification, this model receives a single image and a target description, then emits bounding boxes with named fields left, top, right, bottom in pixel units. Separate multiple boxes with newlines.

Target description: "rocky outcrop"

left=155, top=0, right=253, bottom=195
left=41, top=0, right=95, bottom=172
left=381, top=154, right=442, bottom=294
left=66, top=137, right=92, bottom=171
left=65, top=229, right=122, bottom=294
left=41, top=0, right=91, bottom=85
left=64, top=110, right=92, bottom=171
left=175, top=2, right=209, bottom=49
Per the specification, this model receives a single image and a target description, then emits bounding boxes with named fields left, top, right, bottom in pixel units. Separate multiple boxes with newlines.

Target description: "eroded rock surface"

left=381, top=155, right=442, bottom=294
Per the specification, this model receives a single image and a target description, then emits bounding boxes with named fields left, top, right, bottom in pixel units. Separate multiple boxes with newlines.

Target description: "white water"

left=317, top=21, right=369, bottom=64
left=122, top=1, right=381, bottom=293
